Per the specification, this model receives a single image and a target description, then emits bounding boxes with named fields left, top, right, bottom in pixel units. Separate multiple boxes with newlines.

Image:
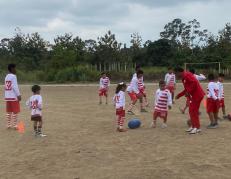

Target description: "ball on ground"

left=128, top=119, right=141, bottom=129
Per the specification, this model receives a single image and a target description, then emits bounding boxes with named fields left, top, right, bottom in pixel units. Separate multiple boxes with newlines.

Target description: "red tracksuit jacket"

left=177, top=71, right=205, bottom=101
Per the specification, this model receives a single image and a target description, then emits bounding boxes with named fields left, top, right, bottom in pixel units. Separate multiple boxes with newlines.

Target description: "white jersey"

left=194, top=74, right=206, bottom=81
left=4, top=73, right=20, bottom=101
left=26, top=95, right=43, bottom=116
left=154, top=89, right=172, bottom=112
left=99, top=77, right=110, bottom=89
left=164, top=73, right=176, bottom=87
left=127, top=76, right=139, bottom=94
left=207, top=82, right=219, bottom=100
left=217, top=81, right=224, bottom=99
left=113, top=91, right=125, bottom=109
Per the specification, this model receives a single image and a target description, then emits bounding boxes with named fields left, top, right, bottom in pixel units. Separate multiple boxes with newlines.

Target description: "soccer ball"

left=128, top=119, right=141, bottom=129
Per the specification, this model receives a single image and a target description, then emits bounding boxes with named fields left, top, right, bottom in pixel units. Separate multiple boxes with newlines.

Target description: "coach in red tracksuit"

left=175, top=67, right=205, bottom=134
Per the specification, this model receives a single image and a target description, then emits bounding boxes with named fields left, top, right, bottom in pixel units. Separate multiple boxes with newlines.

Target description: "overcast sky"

left=0, top=0, right=230, bottom=45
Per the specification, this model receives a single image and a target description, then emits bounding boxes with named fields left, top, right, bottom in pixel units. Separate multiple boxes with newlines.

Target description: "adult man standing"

left=175, top=67, right=205, bottom=134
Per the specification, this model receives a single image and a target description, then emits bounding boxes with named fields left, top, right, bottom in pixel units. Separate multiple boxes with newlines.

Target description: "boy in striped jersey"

left=152, top=80, right=172, bottom=128
left=4, top=64, right=21, bottom=129
left=207, top=74, right=220, bottom=129
left=99, top=72, right=110, bottom=104
left=217, top=73, right=227, bottom=119
left=165, top=67, right=176, bottom=103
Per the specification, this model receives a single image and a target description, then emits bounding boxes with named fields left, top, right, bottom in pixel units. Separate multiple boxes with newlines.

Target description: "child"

left=113, top=82, right=127, bottom=132
left=152, top=80, right=172, bottom=128
left=217, top=73, right=227, bottom=119
left=127, top=70, right=147, bottom=114
left=99, top=72, right=110, bottom=104
left=165, top=67, right=176, bottom=102
left=179, top=69, right=206, bottom=114
left=207, top=74, right=219, bottom=129
left=26, top=85, right=46, bottom=137
left=4, top=64, right=21, bottom=129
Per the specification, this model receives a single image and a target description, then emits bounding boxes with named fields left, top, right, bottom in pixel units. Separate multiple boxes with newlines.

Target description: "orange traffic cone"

left=17, top=121, right=25, bottom=133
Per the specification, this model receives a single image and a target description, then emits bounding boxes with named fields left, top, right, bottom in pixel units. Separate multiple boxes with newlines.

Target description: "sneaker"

left=127, top=111, right=135, bottom=115
left=140, top=109, right=148, bottom=112
left=223, top=115, right=228, bottom=119
left=38, top=133, right=47, bottom=137
left=197, top=128, right=202, bottom=133
left=207, top=123, right=217, bottom=129
left=186, top=127, right=193, bottom=132
left=161, top=123, right=167, bottom=129
left=189, top=128, right=198, bottom=134
left=116, top=128, right=127, bottom=132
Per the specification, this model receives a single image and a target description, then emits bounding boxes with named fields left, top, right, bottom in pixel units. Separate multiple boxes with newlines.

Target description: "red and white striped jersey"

left=138, top=78, right=144, bottom=90
left=113, top=91, right=125, bottom=109
left=26, top=95, right=43, bottom=116
left=194, top=74, right=206, bottom=81
left=4, top=73, right=20, bottom=101
left=217, top=81, right=224, bottom=99
left=207, top=82, right=219, bottom=100
left=165, top=73, right=176, bottom=87
left=99, top=77, right=110, bottom=89
left=154, top=89, right=172, bottom=112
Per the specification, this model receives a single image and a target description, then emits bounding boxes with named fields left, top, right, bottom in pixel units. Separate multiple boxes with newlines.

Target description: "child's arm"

left=197, top=74, right=206, bottom=81
left=12, top=76, right=21, bottom=101
left=99, top=78, right=104, bottom=89
left=26, top=98, right=31, bottom=109
left=167, top=90, right=172, bottom=109
left=38, top=96, right=42, bottom=110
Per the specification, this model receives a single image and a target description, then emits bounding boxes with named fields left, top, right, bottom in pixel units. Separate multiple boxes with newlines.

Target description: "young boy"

left=152, top=80, right=172, bottom=128
left=207, top=74, right=219, bottom=129
left=127, top=70, right=147, bottom=114
left=99, top=72, right=110, bottom=104
left=217, top=73, right=227, bottom=119
left=165, top=67, right=176, bottom=102
left=4, top=64, right=21, bottom=129
left=26, top=85, right=46, bottom=137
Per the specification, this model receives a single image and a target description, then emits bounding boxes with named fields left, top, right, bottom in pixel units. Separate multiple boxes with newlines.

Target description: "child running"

left=4, top=64, right=21, bottom=129
left=206, top=74, right=219, bottom=129
left=99, top=72, right=110, bottom=104
left=113, top=82, right=127, bottom=132
left=217, top=73, right=227, bottom=119
left=151, top=80, right=172, bottom=128
left=26, top=85, right=46, bottom=137
left=165, top=67, right=176, bottom=103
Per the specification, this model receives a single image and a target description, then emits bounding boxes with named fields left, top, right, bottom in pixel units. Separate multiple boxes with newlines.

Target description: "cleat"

left=189, top=128, right=198, bottom=134
left=161, top=123, right=167, bottom=129
left=186, top=127, right=193, bottom=132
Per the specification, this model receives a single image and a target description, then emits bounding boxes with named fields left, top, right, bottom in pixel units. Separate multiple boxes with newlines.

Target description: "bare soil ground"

left=0, top=83, right=231, bottom=179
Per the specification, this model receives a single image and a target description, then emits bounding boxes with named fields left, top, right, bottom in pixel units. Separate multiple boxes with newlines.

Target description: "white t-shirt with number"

left=4, top=73, right=20, bottom=101
left=26, top=95, right=43, bottom=116
left=113, top=91, right=125, bottom=109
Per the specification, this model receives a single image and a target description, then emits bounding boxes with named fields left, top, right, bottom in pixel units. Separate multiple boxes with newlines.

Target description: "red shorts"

left=153, top=110, right=168, bottom=119
left=116, top=107, right=125, bottom=117
left=99, top=88, right=108, bottom=97
left=166, top=86, right=175, bottom=93
left=219, top=99, right=225, bottom=108
left=207, top=98, right=219, bottom=113
left=6, top=101, right=20, bottom=113
left=128, top=92, right=137, bottom=102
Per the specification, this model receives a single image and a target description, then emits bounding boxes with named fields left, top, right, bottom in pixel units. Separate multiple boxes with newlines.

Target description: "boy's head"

left=208, top=73, right=215, bottom=81
left=8, top=64, right=16, bottom=74
left=159, top=80, right=166, bottom=90
left=136, top=70, right=144, bottom=79
left=189, top=68, right=195, bottom=74
left=32, top=85, right=41, bottom=94
left=174, top=67, right=184, bottom=79
left=135, top=65, right=141, bottom=72
left=168, top=67, right=173, bottom=73
left=218, top=73, right=225, bottom=82
left=101, top=72, right=106, bottom=78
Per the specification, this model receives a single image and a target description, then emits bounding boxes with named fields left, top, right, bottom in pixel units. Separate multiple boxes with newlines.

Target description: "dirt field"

left=0, top=83, right=231, bottom=179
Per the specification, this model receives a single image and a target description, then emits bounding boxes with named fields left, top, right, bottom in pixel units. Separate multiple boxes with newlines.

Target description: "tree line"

left=0, top=18, right=231, bottom=82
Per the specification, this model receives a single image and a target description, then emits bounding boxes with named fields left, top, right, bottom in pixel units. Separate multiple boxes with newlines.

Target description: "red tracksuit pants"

left=189, top=97, right=203, bottom=129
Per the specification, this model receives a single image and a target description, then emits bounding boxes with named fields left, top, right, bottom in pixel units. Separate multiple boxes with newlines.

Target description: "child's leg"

left=172, top=92, right=175, bottom=102
left=222, top=106, right=226, bottom=117
left=214, top=112, right=219, bottom=124
left=99, top=95, right=102, bottom=104
left=6, top=112, right=12, bottom=128
left=105, top=95, right=108, bottom=104
left=208, top=112, right=215, bottom=124
left=12, top=113, right=18, bottom=129
left=34, top=121, right=38, bottom=134
left=38, top=120, right=43, bottom=134
left=128, top=100, right=137, bottom=112
left=152, top=114, right=157, bottom=128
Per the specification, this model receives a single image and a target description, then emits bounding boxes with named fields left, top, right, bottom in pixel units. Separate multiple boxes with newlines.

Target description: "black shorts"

left=31, top=115, right=42, bottom=121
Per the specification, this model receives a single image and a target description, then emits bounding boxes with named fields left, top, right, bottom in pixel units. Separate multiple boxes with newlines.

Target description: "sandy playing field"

left=0, top=83, right=231, bottom=179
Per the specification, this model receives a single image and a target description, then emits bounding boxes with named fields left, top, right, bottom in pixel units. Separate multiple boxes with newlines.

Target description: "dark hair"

left=115, top=82, right=127, bottom=94
left=168, top=67, right=173, bottom=70
left=8, top=64, right=16, bottom=72
left=219, top=73, right=225, bottom=77
left=135, top=65, right=141, bottom=71
left=159, top=80, right=166, bottom=86
left=174, top=67, right=184, bottom=73
left=32, top=85, right=41, bottom=93
left=101, top=72, right=106, bottom=76
left=136, top=70, right=144, bottom=76
left=189, top=68, right=195, bottom=74
left=208, top=73, right=215, bottom=81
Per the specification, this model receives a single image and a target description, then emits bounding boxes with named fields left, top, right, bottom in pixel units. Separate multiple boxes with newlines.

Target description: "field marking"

left=13, top=82, right=231, bottom=87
